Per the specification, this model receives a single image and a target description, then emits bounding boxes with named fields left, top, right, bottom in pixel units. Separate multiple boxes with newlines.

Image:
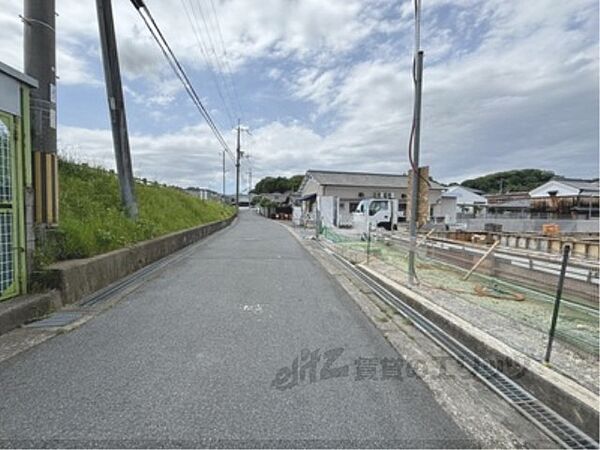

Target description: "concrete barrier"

left=0, top=215, right=235, bottom=335
left=42, top=215, right=235, bottom=305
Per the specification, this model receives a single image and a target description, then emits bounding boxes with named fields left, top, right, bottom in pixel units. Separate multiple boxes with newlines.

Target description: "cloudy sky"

left=1, top=0, right=598, bottom=192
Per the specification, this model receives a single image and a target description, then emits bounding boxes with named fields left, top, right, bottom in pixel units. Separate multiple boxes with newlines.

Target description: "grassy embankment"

left=37, top=160, right=234, bottom=265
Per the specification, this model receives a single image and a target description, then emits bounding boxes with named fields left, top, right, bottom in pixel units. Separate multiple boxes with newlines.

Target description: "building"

left=225, top=194, right=250, bottom=207
left=185, top=187, right=221, bottom=202
left=444, top=185, right=487, bottom=217
left=0, top=61, right=37, bottom=300
left=529, top=178, right=599, bottom=219
left=482, top=191, right=531, bottom=218
left=431, top=192, right=458, bottom=224
left=298, top=169, right=445, bottom=227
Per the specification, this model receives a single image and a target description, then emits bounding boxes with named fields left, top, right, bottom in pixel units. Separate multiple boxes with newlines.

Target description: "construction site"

left=309, top=223, right=599, bottom=394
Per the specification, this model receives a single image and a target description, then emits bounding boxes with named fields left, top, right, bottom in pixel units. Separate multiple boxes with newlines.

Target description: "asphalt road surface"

left=0, top=211, right=472, bottom=448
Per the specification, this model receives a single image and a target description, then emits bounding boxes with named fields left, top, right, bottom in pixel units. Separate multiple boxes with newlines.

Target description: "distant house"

left=529, top=178, right=599, bottom=219
left=444, top=185, right=487, bottom=216
left=225, top=194, right=250, bottom=207
left=298, top=169, right=445, bottom=227
left=431, top=192, right=458, bottom=225
left=185, top=187, right=221, bottom=201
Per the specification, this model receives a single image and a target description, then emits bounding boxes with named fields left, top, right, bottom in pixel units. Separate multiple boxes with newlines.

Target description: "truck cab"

left=352, top=198, right=399, bottom=232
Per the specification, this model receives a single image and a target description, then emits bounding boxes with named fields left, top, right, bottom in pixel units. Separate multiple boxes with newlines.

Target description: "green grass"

left=37, top=160, right=235, bottom=265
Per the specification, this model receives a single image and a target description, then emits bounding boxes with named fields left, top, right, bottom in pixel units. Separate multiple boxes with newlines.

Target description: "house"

left=482, top=191, right=531, bottom=218
left=185, top=187, right=221, bottom=201
left=225, top=194, right=250, bottom=207
left=529, top=178, right=599, bottom=219
left=431, top=193, right=458, bottom=224
left=444, top=185, right=487, bottom=217
left=298, top=169, right=445, bottom=227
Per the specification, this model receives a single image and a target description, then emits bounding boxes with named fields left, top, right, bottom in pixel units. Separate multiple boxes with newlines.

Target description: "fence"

left=318, top=224, right=599, bottom=392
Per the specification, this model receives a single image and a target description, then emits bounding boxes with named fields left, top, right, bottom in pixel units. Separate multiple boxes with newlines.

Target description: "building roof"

left=0, top=61, right=38, bottom=88
left=487, top=199, right=531, bottom=209
left=553, top=178, right=599, bottom=194
left=445, top=185, right=488, bottom=205
left=485, top=191, right=530, bottom=204
left=301, top=169, right=444, bottom=191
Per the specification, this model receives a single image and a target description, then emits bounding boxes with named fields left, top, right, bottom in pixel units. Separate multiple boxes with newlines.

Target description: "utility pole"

left=96, top=0, right=138, bottom=219
left=222, top=150, right=226, bottom=199
left=248, top=166, right=252, bottom=194
left=407, top=0, right=424, bottom=285
left=24, top=0, right=58, bottom=225
left=235, top=119, right=241, bottom=207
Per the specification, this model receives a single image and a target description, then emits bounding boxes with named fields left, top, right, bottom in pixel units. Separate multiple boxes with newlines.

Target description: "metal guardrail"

left=321, top=245, right=598, bottom=449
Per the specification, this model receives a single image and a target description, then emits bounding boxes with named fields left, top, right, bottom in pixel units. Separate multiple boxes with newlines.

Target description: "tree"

left=461, top=169, right=555, bottom=193
left=252, top=174, right=304, bottom=194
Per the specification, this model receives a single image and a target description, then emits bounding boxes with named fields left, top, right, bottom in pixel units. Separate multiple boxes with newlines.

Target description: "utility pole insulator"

left=96, top=0, right=138, bottom=219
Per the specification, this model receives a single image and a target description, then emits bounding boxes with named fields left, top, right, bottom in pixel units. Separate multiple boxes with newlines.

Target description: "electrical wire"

left=180, top=0, right=235, bottom=130
left=130, top=0, right=235, bottom=162
left=192, top=0, right=239, bottom=125
left=207, top=0, right=244, bottom=120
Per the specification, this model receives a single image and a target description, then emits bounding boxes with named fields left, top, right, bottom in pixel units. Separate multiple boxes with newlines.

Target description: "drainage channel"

left=79, top=240, right=201, bottom=308
left=324, top=247, right=598, bottom=449
left=24, top=243, right=201, bottom=330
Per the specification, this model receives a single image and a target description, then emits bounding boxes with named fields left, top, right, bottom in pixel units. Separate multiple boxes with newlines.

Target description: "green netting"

left=326, top=232, right=599, bottom=355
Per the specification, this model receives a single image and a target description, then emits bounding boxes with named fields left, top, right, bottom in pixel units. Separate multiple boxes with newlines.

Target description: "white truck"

left=352, top=198, right=403, bottom=233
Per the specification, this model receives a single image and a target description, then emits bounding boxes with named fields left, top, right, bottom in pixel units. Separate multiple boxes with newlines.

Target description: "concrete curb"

left=0, top=214, right=235, bottom=335
left=0, top=290, right=62, bottom=335
left=357, top=264, right=599, bottom=441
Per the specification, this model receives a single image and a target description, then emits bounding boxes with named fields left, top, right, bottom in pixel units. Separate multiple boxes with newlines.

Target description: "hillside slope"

left=38, top=161, right=234, bottom=264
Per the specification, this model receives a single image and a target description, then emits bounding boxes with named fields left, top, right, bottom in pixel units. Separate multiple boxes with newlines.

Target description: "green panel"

left=0, top=112, right=18, bottom=299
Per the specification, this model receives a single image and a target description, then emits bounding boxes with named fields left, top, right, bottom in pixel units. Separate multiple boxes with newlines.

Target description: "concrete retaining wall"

left=0, top=215, right=237, bottom=336
left=41, top=215, right=235, bottom=306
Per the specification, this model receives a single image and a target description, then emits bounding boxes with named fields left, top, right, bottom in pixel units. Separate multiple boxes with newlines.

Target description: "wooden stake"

left=463, top=240, right=500, bottom=281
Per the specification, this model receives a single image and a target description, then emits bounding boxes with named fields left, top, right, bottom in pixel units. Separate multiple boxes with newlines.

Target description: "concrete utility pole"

left=222, top=150, right=226, bottom=199
left=96, top=0, right=138, bottom=219
left=407, top=0, right=424, bottom=285
left=24, top=0, right=58, bottom=225
left=248, top=166, right=252, bottom=194
left=235, top=119, right=241, bottom=207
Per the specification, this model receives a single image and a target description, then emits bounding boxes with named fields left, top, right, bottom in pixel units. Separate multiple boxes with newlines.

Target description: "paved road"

left=0, top=211, right=470, bottom=448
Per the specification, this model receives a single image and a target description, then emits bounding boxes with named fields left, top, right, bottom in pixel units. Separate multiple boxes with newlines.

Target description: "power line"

left=207, top=0, right=244, bottom=120
left=130, top=0, right=235, bottom=162
left=181, top=0, right=236, bottom=129
left=192, top=0, right=239, bottom=125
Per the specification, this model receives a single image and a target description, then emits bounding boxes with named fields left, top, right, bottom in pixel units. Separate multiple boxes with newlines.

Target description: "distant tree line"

left=461, top=169, right=555, bottom=194
left=252, top=175, right=304, bottom=194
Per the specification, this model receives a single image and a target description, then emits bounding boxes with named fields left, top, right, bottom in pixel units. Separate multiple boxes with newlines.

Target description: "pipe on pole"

left=407, top=50, right=424, bottom=285
left=96, top=0, right=138, bottom=219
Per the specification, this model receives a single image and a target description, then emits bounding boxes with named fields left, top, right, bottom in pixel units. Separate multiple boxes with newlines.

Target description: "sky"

left=0, top=0, right=598, bottom=193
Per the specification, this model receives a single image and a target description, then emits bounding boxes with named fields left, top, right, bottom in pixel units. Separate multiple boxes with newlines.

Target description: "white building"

left=444, top=185, right=487, bottom=216
left=298, top=169, right=445, bottom=227
left=529, top=179, right=599, bottom=199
